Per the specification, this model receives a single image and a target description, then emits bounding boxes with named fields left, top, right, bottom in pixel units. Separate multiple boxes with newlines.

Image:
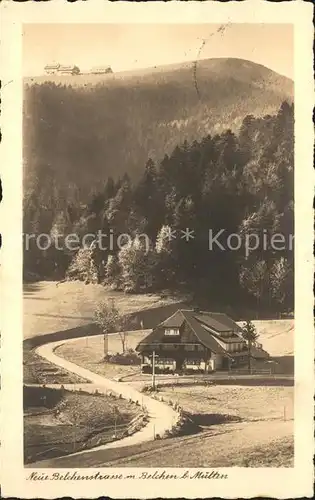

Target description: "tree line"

left=24, top=101, right=294, bottom=314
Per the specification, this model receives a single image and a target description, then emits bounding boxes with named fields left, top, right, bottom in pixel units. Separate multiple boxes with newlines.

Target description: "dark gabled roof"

left=136, top=311, right=190, bottom=348
left=160, top=310, right=186, bottom=328
left=44, top=64, right=60, bottom=69
left=136, top=327, right=164, bottom=347
left=136, top=309, right=270, bottom=360
left=59, top=65, right=77, bottom=71
left=181, top=310, right=232, bottom=357
left=136, top=309, right=232, bottom=357
left=194, top=311, right=244, bottom=334
left=210, top=332, right=246, bottom=343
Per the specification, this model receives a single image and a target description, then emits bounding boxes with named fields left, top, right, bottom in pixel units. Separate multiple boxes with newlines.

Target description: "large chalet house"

left=136, top=309, right=269, bottom=374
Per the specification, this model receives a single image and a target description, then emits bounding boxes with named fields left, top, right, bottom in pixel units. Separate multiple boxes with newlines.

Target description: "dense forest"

left=24, top=100, right=294, bottom=313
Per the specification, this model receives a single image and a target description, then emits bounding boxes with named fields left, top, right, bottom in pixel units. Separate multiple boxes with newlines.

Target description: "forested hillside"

left=24, top=99, right=294, bottom=314
left=23, top=58, right=293, bottom=206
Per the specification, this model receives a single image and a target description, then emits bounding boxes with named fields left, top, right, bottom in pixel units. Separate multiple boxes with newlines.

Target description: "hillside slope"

left=23, top=58, right=293, bottom=201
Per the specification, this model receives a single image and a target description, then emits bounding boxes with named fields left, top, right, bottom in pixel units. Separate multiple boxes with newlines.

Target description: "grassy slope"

left=24, top=281, right=294, bottom=352
left=23, top=347, right=87, bottom=385
left=114, top=423, right=294, bottom=468
left=24, top=58, right=294, bottom=193
left=32, top=401, right=293, bottom=468
left=24, top=388, right=141, bottom=463
left=23, top=281, right=184, bottom=383
left=55, top=330, right=148, bottom=380
left=252, top=320, right=294, bottom=356
left=107, top=382, right=294, bottom=467
left=34, top=428, right=294, bottom=468
left=23, top=281, right=183, bottom=339
left=159, top=384, right=293, bottom=422
left=24, top=58, right=294, bottom=99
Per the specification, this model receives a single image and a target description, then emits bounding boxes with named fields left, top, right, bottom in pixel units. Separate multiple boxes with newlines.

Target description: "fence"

left=27, top=415, right=145, bottom=449
left=228, top=368, right=273, bottom=375
left=25, top=385, right=148, bottom=464
left=25, top=411, right=147, bottom=464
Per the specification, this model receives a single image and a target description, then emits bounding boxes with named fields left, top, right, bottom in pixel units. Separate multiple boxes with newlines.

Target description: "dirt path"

left=30, top=337, right=294, bottom=467
left=35, top=339, right=179, bottom=458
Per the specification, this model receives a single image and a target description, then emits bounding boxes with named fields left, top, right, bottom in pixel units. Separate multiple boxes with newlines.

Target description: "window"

left=164, top=328, right=180, bottom=336
left=185, top=359, right=201, bottom=366
left=156, top=358, right=174, bottom=365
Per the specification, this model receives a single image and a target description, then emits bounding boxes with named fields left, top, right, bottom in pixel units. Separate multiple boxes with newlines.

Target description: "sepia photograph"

left=22, top=22, right=295, bottom=468
left=1, top=2, right=314, bottom=499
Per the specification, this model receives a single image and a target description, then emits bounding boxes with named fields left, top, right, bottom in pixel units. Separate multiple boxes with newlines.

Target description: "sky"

left=23, top=23, right=294, bottom=79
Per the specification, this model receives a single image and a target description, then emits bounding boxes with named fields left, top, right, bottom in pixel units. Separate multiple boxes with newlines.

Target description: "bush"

left=141, top=385, right=159, bottom=393
left=164, top=430, right=173, bottom=438
left=141, top=365, right=175, bottom=375
left=141, top=365, right=151, bottom=374
left=183, top=368, right=204, bottom=375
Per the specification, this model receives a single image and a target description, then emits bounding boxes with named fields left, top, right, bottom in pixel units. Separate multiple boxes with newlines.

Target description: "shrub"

left=164, top=430, right=172, bottom=438
left=105, top=350, right=141, bottom=366
left=141, top=365, right=151, bottom=374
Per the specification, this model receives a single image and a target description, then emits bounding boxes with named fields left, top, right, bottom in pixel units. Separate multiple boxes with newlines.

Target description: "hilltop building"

left=90, top=66, right=113, bottom=74
left=44, top=63, right=60, bottom=75
left=44, top=64, right=80, bottom=76
left=58, top=65, right=80, bottom=75
left=136, top=309, right=269, bottom=374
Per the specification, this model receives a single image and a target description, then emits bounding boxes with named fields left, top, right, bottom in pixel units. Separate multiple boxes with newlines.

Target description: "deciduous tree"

left=95, top=299, right=129, bottom=355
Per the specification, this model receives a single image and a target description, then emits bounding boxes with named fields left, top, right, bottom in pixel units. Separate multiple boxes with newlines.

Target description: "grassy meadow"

left=23, top=280, right=183, bottom=339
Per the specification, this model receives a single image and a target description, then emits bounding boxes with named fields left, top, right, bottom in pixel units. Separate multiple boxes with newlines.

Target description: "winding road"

left=28, top=335, right=293, bottom=468
left=24, top=282, right=294, bottom=467
left=34, top=337, right=179, bottom=459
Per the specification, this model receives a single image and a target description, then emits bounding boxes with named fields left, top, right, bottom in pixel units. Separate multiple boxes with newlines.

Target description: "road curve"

left=35, top=338, right=179, bottom=458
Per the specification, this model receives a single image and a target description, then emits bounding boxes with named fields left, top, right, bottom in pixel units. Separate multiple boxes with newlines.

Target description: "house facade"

left=136, top=309, right=269, bottom=374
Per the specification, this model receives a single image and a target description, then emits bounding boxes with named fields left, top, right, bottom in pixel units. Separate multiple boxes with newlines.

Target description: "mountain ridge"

left=24, top=57, right=293, bottom=86
left=23, top=57, right=293, bottom=202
